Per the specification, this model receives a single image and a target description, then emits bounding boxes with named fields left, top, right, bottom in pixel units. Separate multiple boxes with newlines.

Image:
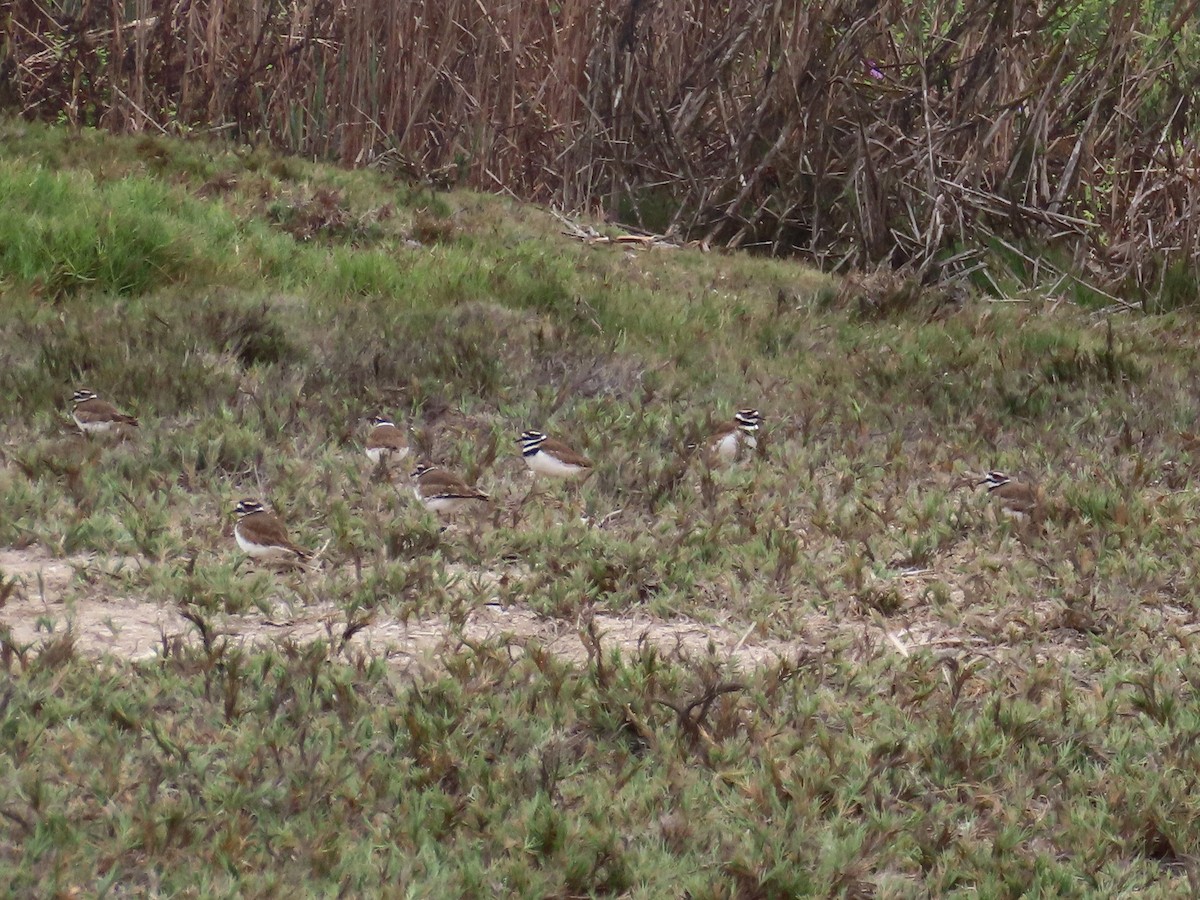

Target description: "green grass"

left=4, top=118, right=1200, bottom=894
left=6, top=632, right=1200, bottom=895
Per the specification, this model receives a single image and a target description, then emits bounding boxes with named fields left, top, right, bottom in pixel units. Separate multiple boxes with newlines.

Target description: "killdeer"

left=365, top=415, right=410, bottom=467
left=410, top=464, right=489, bottom=516
left=233, top=499, right=311, bottom=563
left=518, top=430, right=594, bottom=480
left=977, top=471, right=1041, bottom=521
left=71, top=389, right=139, bottom=435
left=705, top=409, right=762, bottom=463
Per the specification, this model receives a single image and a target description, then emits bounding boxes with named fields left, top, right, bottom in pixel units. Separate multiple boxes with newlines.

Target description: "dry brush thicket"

left=5, top=0, right=1200, bottom=296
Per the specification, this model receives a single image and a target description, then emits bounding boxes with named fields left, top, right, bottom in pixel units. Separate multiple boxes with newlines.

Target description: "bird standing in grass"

left=518, top=430, right=594, bottom=481
left=977, top=471, right=1042, bottom=522
left=704, top=409, right=762, bottom=464
left=233, top=499, right=311, bottom=565
left=410, top=463, right=490, bottom=517
left=71, top=389, right=139, bottom=436
left=365, top=415, right=410, bottom=470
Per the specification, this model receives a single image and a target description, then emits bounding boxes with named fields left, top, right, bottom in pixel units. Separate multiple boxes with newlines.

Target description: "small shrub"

left=203, top=301, right=300, bottom=369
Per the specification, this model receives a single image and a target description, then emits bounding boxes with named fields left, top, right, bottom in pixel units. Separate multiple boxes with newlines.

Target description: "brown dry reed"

left=5, top=0, right=1200, bottom=296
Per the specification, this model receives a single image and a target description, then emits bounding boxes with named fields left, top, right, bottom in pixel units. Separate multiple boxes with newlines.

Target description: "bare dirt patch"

left=1, top=547, right=824, bottom=669
left=0, top=544, right=965, bottom=674
left=0, top=546, right=1043, bottom=672
left=0, top=548, right=170, bottom=659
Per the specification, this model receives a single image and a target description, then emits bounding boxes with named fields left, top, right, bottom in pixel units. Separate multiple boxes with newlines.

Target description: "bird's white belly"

left=526, top=451, right=586, bottom=479
left=712, top=432, right=740, bottom=462
left=420, top=494, right=472, bottom=515
left=367, top=446, right=408, bottom=465
left=235, top=526, right=290, bottom=559
left=74, top=414, right=114, bottom=434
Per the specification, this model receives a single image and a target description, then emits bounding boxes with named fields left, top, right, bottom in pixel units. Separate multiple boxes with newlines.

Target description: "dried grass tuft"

left=5, top=1, right=1199, bottom=293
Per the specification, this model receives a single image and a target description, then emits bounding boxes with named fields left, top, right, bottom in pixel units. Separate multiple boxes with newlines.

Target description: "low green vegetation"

left=3, top=119, right=1200, bottom=895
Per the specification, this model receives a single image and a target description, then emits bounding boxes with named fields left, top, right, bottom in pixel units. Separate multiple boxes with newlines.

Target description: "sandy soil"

left=0, top=546, right=957, bottom=671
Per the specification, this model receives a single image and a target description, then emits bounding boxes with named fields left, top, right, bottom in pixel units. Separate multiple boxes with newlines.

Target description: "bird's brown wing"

left=705, top=423, right=738, bottom=448
left=367, top=425, right=408, bottom=452
left=539, top=437, right=593, bottom=468
left=76, top=398, right=138, bottom=426
left=242, top=513, right=311, bottom=557
left=419, top=469, right=489, bottom=499
left=992, top=481, right=1038, bottom=512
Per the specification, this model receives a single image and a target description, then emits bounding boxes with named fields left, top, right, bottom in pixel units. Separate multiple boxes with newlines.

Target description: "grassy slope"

left=3, top=119, right=1200, bottom=895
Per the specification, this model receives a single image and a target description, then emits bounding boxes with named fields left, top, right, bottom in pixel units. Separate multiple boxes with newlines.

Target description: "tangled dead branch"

left=5, top=1, right=1199, bottom=297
